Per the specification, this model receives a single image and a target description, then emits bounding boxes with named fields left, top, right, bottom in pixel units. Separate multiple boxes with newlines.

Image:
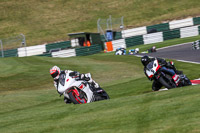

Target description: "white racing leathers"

left=56, top=70, right=108, bottom=104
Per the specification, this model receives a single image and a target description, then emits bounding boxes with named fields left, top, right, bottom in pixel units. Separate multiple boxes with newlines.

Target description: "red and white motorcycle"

left=57, top=73, right=109, bottom=104
left=145, top=59, right=191, bottom=90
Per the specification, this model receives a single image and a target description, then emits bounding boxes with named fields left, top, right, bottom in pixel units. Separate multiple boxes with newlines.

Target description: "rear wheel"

left=68, top=89, right=87, bottom=104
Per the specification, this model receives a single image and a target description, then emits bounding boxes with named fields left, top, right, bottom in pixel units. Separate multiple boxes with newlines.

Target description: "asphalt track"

left=137, top=42, right=200, bottom=64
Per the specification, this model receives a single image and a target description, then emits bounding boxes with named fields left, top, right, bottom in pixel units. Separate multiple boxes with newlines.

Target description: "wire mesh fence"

left=0, top=34, right=26, bottom=57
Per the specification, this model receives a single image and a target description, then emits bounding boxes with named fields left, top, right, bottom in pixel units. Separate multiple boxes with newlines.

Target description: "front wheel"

left=158, top=76, right=175, bottom=89
left=68, top=89, right=87, bottom=104
left=93, top=88, right=110, bottom=101
left=152, top=80, right=162, bottom=91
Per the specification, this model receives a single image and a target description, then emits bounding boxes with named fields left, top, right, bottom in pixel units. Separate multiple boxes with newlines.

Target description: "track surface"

left=138, top=42, right=200, bottom=63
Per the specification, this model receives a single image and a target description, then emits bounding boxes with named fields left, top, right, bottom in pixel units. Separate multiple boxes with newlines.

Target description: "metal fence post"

left=20, top=34, right=27, bottom=56
left=0, top=40, right=4, bottom=58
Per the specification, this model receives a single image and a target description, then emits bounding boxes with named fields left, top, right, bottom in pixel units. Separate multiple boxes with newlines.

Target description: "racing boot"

left=64, top=97, right=72, bottom=104
left=172, top=74, right=181, bottom=86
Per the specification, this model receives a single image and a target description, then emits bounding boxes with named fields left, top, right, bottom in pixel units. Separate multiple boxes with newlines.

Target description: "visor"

left=51, top=71, right=59, bottom=78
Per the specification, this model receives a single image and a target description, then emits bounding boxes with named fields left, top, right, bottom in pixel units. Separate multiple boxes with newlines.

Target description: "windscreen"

left=146, top=61, right=154, bottom=70
left=59, top=73, right=66, bottom=86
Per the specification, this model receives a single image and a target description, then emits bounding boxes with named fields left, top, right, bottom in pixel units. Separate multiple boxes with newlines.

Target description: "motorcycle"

left=58, top=73, right=109, bottom=104
left=145, top=59, right=191, bottom=91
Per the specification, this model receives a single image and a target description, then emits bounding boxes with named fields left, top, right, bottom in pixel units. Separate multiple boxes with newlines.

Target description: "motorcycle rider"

left=141, top=55, right=182, bottom=90
left=115, top=45, right=126, bottom=55
left=50, top=66, right=100, bottom=103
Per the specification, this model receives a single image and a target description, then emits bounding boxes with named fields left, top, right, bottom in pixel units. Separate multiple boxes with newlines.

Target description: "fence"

left=97, top=15, right=124, bottom=41
left=2, top=16, right=200, bottom=58
left=0, top=34, right=26, bottom=57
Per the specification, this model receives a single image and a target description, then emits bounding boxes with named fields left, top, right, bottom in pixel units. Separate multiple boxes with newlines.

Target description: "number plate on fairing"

left=78, top=83, right=85, bottom=90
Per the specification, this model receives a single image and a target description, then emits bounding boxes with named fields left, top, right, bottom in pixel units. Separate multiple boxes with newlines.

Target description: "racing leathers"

left=53, top=70, right=99, bottom=103
left=143, top=57, right=181, bottom=90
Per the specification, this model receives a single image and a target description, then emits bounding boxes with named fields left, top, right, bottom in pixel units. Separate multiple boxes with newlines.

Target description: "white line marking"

left=137, top=42, right=200, bottom=64
left=136, top=54, right=200, bottom=64
left=176, top=60, right=200, bottom=64
left=157, top=42, right=193, bottom=51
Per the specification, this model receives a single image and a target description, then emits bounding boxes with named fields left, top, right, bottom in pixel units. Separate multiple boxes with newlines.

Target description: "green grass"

left=1, top=0, right=200, bottom=132
left=0, top=53, right=200, bottom=133
left=1, top=0, right=200, bottom=47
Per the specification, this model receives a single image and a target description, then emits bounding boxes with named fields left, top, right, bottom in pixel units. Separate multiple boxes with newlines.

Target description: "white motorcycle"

left=57, top=73, right=109, bottom=104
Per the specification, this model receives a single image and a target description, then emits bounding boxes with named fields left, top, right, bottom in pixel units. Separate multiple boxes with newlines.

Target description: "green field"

left=1, top=0, right=200, bottom=132
left=0, top=45, right=200, bottom=132
left=1, top=0, right=200, bottom=46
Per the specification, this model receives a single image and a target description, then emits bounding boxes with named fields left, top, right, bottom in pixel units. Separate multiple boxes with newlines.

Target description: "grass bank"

left=1, top=0, right=200, bottom=46
left=0, top=51, right=199, bottom=132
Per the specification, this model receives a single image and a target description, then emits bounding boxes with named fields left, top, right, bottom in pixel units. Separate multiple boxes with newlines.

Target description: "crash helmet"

left=50, top=66, right=61, bottom=80
left=141, top=55, right=151, bottom=66
left=135, top=48, right=139, bottom=53
left=120, top=45, right=125, bottom=49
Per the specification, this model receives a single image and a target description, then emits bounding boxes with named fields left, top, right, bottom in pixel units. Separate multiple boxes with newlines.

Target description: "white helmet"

left=120, top=45, right=125, bottom=49
left=135, top=48, right=139, bottom=53
left=50, top=66, right=60, bottom=80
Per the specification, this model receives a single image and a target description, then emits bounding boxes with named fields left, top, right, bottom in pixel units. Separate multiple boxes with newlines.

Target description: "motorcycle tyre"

left=94, top=88, right=110, bottom=101
left=100, top=89, right=110, bottom=100
left=158, top=76, right=174, bottom=89
left=182, top=75, right=192, bottom=86
left=68, top=90, right=87, bottom=104
left=152, top=81, right=162, bottom=91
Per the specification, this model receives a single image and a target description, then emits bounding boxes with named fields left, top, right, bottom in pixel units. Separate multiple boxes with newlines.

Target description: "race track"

left=137, top=42, right=200, bottom=64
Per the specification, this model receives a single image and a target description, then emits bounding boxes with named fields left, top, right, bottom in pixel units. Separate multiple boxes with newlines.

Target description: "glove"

left=166, top=61, right=173, bottom=68
left=170, top=61, right=174, bottom=66
left=84, top=74, right=91, bottom=81
left=80, top=74, right=91, bottom=81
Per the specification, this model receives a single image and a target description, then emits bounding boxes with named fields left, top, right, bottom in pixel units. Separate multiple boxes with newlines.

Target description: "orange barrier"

left=106, top=41, right=113, bottom=52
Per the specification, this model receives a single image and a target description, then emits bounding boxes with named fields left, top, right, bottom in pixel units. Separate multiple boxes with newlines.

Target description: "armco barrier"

left=0, top=49, right=18, bottom=57
left=147, top=23, right=169, bottom=33
left=169, top=18, right=193, bottom=29
left=75, top=44, right=103, bottom=56
left=46, top=41, right=71, bottom=52
left=180, top=26, right=199, bottom=38
left=163, top=29, right=180, bottom=41
left=125, top=35, right=144, bottom=47
left=2, top=16, right=200, bottom=58
left=193, top=17, right=200, bottom=25
left=122, top=26, right=147, bottom=38
left=18, top=44, right=46, bottom=57
left=51, top=49, right=76, bottom=58
left=143, top=32, right=163, bottom=44
left=198, top=26, right=200, bottom=35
